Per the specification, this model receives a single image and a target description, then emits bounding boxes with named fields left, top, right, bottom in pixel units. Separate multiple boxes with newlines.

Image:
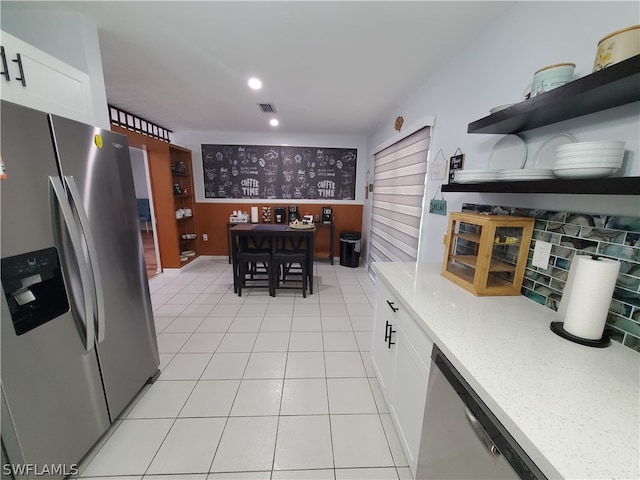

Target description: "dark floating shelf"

left=458, top=55, right=640, bottom=196
left=468, top=55, right=640, bottom=134
left=441, top=177, right=640, bottom=195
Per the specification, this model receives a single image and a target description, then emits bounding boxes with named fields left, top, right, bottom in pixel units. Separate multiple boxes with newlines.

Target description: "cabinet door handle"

left=12, top=53, right=26, bottom=86
left=0, top=47, right=9, bottom=82
left=386, top=300, right=399, bottom=312
left=385, top=321, right=396, bottom=348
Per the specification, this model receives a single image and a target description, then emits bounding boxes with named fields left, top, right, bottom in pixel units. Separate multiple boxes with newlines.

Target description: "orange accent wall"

left=195, top=203, right=363, bottom=257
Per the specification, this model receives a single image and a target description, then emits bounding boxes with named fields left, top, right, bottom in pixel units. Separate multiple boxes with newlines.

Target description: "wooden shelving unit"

left=170, top=145, right=198, bottom=267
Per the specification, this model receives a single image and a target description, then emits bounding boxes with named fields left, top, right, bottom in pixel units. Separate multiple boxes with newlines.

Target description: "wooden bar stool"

left=236, top=235, right=274, bottom=297
left=237, top=249, right=274, bottom=297
left=272, top=249, right=308, bottom=298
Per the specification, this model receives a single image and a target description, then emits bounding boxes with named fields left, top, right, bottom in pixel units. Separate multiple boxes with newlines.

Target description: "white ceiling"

left=11, top=1, right=513, bottom=137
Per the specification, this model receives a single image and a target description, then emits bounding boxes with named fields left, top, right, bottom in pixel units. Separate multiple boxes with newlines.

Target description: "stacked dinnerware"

left=498, top=169, right=556, bottom=181
left=453, top=169, right=500, bottom=183
left=553, top=141, right=625, bottom=178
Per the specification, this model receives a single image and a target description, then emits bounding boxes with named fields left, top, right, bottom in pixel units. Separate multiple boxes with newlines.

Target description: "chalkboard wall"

left=201, top=144, right=357, bottom=200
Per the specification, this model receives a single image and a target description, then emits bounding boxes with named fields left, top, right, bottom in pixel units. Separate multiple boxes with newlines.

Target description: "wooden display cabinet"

left=170, top=145, right=197, bottom=265
left=442, top=212, right=534, bottom=296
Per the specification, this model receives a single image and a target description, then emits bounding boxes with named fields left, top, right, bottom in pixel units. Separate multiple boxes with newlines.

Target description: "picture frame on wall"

left=448, top=151, right=465, bottom=184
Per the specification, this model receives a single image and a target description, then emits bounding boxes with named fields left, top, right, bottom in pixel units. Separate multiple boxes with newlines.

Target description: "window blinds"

left=368, top=127, right=430, bottom=267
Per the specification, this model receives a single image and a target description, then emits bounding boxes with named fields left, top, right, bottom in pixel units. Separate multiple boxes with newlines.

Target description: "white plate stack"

left=553, top=141, right=625, bottom=178
left=453, top=169, right=500, bottom=183
left=498, top=169, right=556, bottom=181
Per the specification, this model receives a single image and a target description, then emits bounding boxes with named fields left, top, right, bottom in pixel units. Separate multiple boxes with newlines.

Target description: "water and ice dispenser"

left=1, top=247, right=70, bottom=335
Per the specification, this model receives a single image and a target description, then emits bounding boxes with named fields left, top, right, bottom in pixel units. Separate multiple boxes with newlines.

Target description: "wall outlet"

left=202, top=234, right=208, bottom=241
left=532, top=240, right=552, bottom=269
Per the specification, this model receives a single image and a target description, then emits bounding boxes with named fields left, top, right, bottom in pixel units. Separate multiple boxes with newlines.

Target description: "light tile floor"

left=76, top=258, right=411, bottom=480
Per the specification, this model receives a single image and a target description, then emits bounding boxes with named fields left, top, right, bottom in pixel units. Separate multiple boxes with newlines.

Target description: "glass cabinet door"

left=444, top=219, right=482, bottom=285
left=485, top=226, right=525, bottom=289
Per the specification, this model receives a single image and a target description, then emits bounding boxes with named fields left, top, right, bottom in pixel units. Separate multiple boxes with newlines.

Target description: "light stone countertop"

left=373, top=262, right=640, bottom=480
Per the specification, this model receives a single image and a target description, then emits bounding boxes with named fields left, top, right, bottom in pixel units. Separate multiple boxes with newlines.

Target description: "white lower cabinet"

left=371, top=291, right=396, bottom=394
left=371, top=278, right=434, bottom=478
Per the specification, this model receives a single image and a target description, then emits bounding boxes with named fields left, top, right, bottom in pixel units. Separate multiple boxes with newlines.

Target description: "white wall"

left=172, top=130, right=368, bottom=205
left=367, top=1, right=640, bottom=264
left=1, top=6, right=109, bottom=129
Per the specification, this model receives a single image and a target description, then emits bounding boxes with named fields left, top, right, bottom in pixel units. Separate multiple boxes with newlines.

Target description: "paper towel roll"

left=251, top=206, right=259, bottom=223
left=559, top=255, right=620, bottom=340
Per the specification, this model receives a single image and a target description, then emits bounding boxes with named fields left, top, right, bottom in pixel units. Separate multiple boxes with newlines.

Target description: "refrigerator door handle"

left=64, top=175, right=107, bottom=343
left=49, top=176, right=95, bottom=352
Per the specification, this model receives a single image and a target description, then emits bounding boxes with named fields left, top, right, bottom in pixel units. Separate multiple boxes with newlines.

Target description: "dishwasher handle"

left=465, top=407, right=501, bottom=457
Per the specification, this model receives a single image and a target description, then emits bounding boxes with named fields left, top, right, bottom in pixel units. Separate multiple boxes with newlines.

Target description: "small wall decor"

left=430, top=148, right=446, bottom=180
left=202, top=144, right=357, bottom=200
left=448, top=148, right=465, bottom=184
left=394, top=116, right=404, bottom=132
left=429, top=185, right=447, bottom=216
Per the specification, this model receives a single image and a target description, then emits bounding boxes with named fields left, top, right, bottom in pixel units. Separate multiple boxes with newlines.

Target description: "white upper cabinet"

left=1, top=30, right=95, bottom=124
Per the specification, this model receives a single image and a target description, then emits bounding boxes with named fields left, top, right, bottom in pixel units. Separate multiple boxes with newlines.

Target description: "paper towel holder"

left=550, top=322, right=610, bottom=348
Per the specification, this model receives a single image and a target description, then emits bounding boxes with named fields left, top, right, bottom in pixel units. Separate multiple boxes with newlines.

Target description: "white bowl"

left=553, top=157, right=622, bottom=168
left=556, top=141, right=625, bottom=151
left=553, top=166, right=619, bottom=178
left=554, top=154, right=623, bottom=163
left=489, top=104, right=516, bottom=114
left=554, top=150, right=624, bottom=158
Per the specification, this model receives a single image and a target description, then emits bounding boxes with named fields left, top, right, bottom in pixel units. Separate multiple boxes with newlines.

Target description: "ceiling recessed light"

left=248, top=77, right=262, bottom=90
left=270, top=119, right=279, bottom=127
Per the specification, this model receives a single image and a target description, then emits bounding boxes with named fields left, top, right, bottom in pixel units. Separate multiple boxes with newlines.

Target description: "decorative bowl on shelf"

left=531, top=62, right=575, bottom=97
left=289, top=221, right=314, bottom=230
left=594, top=25, right=640, bottom=71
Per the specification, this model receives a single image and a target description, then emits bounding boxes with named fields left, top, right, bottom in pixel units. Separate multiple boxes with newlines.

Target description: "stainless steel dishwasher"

left=417, top=345, right=546, bottom=480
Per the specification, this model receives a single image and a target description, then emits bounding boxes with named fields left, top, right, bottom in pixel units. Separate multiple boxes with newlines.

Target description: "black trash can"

left=340, top=231, right=361, bottom=267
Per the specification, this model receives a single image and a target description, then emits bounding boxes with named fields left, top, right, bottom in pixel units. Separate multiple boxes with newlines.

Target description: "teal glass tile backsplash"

left=461, top=204, right=640, bottom=352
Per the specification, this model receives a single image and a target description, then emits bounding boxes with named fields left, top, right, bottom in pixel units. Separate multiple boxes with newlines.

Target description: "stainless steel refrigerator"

left=0, top=100, right=160, bottom=479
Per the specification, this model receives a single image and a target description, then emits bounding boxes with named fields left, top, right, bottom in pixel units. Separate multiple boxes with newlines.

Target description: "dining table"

left=229, top=223, right=316, bottom=295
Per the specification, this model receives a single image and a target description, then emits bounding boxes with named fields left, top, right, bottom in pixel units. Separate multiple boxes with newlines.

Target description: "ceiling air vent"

left=258, top=103, right=277, bottom=113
